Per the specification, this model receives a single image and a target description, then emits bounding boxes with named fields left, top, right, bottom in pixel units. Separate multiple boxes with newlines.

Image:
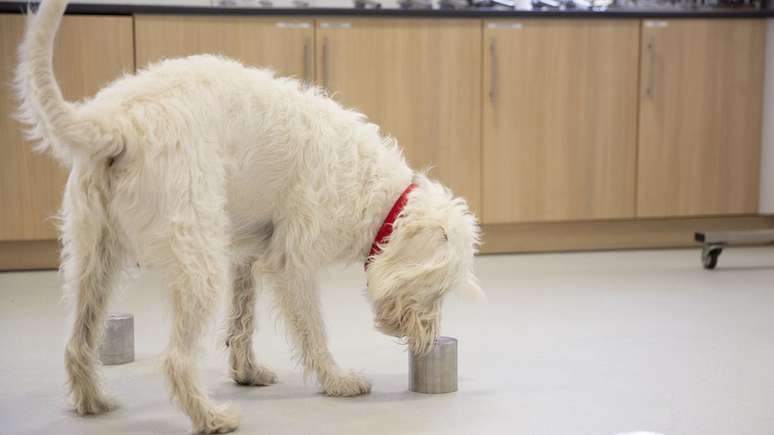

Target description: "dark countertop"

left=1, top=1, right=772, bottom=18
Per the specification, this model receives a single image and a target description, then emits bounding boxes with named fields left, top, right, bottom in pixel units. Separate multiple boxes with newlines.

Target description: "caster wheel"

left=702, top=246, right=722, bottom=270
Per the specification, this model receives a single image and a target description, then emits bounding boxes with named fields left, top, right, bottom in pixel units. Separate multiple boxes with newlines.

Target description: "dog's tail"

left=15, top=0, right=119, bottom=165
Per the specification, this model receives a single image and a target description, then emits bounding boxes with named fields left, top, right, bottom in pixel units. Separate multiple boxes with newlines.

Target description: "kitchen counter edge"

left=1, top=1, right=773, bottom=18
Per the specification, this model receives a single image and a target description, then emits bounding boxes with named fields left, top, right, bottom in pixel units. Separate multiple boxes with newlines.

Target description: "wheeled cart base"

left=694, top=229, right=774, bottom=269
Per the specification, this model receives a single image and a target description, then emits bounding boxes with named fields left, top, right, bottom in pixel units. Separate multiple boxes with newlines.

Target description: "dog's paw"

left=196, top=406, right=240, bottom=434
left=233, top=364, right=279, bottom=386
left=322, top=372, right=372, bottom=397
left=73, top=393, right=116, bottom=416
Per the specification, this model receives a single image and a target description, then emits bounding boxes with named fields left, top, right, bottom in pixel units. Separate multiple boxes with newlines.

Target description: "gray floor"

left=2, top=247, right=774, bottom=435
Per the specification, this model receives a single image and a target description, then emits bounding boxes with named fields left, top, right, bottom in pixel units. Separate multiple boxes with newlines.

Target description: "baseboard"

left=0, top=240, right=60, bottom=272
left=2, top=216, right=773, bottom=270
left=479, top=215, right=774, bottom=254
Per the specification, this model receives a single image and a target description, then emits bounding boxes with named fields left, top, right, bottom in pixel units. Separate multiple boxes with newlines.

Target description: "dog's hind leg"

left=226, top=260, right=278, bottom=386
left=272, top=270, right=372, bottom=397
left=161, top=218, right=239, bottom=434
left=61, top=173, right=122, bottom=415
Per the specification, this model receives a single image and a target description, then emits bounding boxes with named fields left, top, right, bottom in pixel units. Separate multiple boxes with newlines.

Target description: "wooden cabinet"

left=315, top=19, right=482, bottom=214
left=0, top=15, right=134, bottom=241
left=1, top=13, right=770, bottom=264
left=134, top=15, right=314, bottom=81
left=482, top=20, right=640, bottom=224
left=637, top=19, right=765, bottom=218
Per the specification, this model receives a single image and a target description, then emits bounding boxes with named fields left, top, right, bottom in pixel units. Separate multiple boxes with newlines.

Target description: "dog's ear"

left=402, top=223, right=447, bottom=242
left=395, top=224, right=449, bottom=263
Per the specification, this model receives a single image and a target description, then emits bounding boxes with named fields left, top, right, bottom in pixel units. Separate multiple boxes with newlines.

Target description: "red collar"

left=365, top=183, right=417, bottom=270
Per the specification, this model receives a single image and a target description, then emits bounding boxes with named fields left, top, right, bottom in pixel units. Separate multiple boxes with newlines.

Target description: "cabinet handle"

left=320, top=22, right=351, bottom=29
left=486, top=22, right=522, bottom=29
left=303, top=38, right=310, bottom=82
left=322, top=37, right=329, bottom=88
left=646, top=37, right=656, bottom=99
left=276, top=22, right=311, bottom=29
left=644, top=20, right=667, bottom=28
left=489, top=39, right=497, bottom=104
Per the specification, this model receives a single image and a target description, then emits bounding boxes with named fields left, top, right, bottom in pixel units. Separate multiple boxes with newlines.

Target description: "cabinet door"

left=134, top=15, right=314, bottom=81
left=637, top=19, right=765, bottom=217
left=316, top=19, right=482, bottom=214
left=0, top=15, right=134, bottom=241
left=482, top=20, right=639, bottom=224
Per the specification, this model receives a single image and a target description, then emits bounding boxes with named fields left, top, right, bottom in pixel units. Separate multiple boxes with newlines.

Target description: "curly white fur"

left=16, top=0, right=482, bottom=433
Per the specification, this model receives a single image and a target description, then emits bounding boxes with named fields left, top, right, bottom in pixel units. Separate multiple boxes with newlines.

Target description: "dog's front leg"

left=273, top=271, right=371, bottom=396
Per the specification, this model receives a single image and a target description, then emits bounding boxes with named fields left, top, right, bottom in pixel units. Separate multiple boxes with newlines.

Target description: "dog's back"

left=17, top=0, right=410, bottom=266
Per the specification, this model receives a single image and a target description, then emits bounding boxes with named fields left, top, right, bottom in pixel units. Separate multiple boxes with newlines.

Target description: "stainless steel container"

left=98, top=313, right=134, bottom=365
left=409, top=336, right=457, bottom=394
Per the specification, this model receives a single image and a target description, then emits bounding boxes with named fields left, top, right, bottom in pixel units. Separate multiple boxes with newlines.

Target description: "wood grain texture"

left=0, top=240, right=60, bottom=271
left=482, top=19, right=640, bottom=224
left=480, top=215, right=774, bottom=254
left=134, top=15, right=314, bottom=81
left=0, top=14, right=134, bottom=241
left=316, top=18, right=482, bottom=214
left=638, top=19, right=765, bottom=218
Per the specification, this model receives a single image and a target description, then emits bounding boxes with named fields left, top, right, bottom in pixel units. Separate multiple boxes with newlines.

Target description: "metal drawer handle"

left=486, top=22, right=523, bottom=29
left=489, top=39, right=497, bottom=103
left=646, top=37, right=656, bottom=99
left=644, top=20, right=668, bottom=28
left=320, top=22, right=351, bottom=29
left=322, top=37, right=329, bottom=88
left=303, top=38, right=311, bottom=82
left=276, top=22, right=311, bottom=29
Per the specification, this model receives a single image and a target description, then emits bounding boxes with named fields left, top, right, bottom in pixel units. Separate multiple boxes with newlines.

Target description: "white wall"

left=761, top=19, right=774, bottom=214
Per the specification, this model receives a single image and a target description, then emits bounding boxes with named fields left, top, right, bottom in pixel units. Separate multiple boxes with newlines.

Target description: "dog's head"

left=365, top=176, right=482, bottom=355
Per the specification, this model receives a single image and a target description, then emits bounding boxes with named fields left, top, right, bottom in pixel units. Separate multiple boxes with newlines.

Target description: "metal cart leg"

left=701, top=244, right=723, bottom=270
left=695, top=229, right=774, bottom=270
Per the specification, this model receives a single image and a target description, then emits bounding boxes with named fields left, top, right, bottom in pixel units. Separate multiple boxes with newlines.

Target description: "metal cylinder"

left=409, top=336, right=457, bottom=394
left=98, top=313, right=134, bottom=365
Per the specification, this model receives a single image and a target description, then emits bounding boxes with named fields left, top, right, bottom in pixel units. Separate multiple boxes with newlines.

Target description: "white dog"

left=16, top=0, right=481, bottom=432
